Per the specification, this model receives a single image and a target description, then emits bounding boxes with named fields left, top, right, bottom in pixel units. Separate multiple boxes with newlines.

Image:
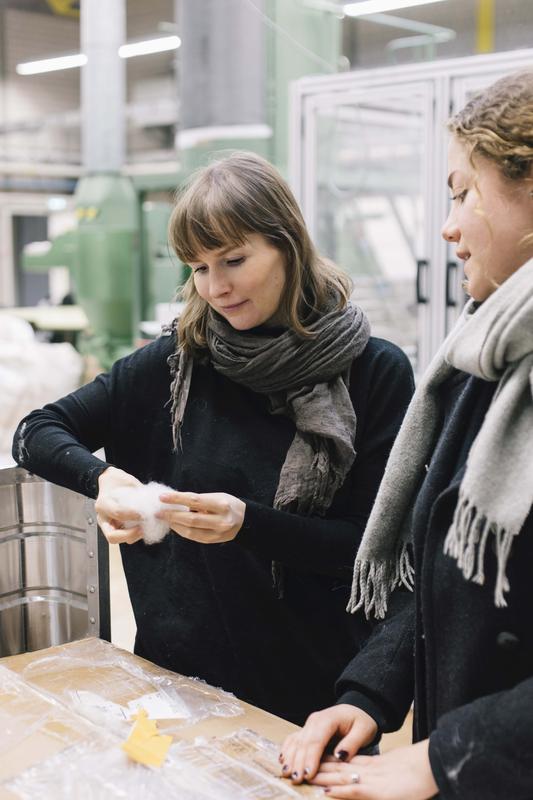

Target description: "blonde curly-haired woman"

left=281, top=70, right=533, bottom=800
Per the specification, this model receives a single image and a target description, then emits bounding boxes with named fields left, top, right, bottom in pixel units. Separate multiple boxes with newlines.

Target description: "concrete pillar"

left=178, top=0, right=265, bottom=130
left=80, top=0, right=126, bottom=173
left=176, top=0, right=268, bottom=166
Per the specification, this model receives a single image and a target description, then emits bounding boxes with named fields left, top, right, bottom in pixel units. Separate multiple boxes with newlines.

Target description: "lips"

left=220, top=300, right=248, bottom=312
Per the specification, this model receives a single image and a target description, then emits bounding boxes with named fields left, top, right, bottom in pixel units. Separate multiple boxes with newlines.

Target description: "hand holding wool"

left=96, top=467, right=187, bottom=545
left=156, top=491, right=246, bottom=544
left=109, top=482, right=188, bottom=544
left=96, top=467, right=144, bottom=545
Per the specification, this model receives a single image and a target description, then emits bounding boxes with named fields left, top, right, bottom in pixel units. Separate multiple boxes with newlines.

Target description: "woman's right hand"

left=95, top=466, right=143, bottom=544
left=280, top=704, right=378, bottom=784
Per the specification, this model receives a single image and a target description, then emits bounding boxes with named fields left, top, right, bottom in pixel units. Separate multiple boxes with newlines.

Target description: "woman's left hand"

left=306, top=741, right=438, bottom=800
left=156, top=491, right=246, bottom=543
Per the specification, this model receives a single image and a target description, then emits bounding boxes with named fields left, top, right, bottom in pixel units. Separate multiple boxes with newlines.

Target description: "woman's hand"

left=95, top=466, right=143, bottom=545
left=306, top=740, right=438, bottom=800
left=157, top=491, right=246, bottom=543
left=280, top=704, right=378, bottom=784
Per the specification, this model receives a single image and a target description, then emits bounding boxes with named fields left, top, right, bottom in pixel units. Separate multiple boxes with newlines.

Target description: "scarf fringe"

left=167, top=348, right=193, bottom=453
left=346, top=542, right=414, bottom=619
left=444, top=495, right=514, bottom=608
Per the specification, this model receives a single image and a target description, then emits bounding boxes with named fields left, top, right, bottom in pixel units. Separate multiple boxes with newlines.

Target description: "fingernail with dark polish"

left=292, top=772, right=299, bottom=780
left=324, top=790, right=331, bottom=795
left=282, top=765, right=290, bottom=773
left=278, top=754, right=283, bottom=763
left=335, top=749, right=348, bottom=761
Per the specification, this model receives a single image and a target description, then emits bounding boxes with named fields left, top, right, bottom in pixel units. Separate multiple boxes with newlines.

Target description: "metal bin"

left=0, top=467, right=110, bottom=657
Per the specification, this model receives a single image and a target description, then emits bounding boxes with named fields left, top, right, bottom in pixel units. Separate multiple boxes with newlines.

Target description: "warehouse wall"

left=0, top=0, right=177, bottom=166
left=1, top=8, right=80, bottom=163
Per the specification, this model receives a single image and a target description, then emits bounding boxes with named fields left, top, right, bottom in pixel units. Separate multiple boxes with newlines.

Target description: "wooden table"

left=0, top=638, right=318, bottom=799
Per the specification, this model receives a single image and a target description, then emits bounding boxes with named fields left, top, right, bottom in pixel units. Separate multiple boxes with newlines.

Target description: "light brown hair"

left=168, top=151, right=351, bottom=354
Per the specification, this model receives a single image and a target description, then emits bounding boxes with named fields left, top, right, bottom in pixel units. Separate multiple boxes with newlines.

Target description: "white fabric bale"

left=0, top=313, right=83, bottom=454
left=0, top=313, right=35, bottom=343
left=108, top=482, right=188, bottom=544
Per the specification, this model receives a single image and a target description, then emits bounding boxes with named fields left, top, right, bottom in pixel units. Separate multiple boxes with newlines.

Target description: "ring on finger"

left=350, top=773, right=361, bottom=784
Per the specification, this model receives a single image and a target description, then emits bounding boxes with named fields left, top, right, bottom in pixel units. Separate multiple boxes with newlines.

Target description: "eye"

left=191, top=265, right=207, bottom=274
left=450, top=189, right=467, bottom=203
left=226, top=257, right=245, bottom=266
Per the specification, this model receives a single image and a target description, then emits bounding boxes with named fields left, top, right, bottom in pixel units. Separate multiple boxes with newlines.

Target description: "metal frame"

left=289, top=48, right=533, bottom=370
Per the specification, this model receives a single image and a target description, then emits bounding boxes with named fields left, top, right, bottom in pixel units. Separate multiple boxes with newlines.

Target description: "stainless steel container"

left=0, top=467, right=110, bottom=657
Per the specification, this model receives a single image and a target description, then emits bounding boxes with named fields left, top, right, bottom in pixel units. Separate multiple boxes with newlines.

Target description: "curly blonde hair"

left=168, top=151, right=351, bottom=354
left=448, top=70, right=533, bottom=180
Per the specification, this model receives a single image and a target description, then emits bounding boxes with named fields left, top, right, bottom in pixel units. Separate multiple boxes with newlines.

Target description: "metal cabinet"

left=0, top=467, right=110, bottom=657
left=289, top=48, right=533, bottom=373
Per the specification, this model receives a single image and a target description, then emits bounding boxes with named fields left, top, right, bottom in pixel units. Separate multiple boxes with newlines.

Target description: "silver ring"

left=350, top=772, right=361, bottom=784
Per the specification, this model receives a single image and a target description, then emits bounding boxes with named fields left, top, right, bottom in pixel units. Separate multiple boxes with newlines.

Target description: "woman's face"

left=190, top=233, right=287, bottom=330
left=441, top=136, right=533, bottom=302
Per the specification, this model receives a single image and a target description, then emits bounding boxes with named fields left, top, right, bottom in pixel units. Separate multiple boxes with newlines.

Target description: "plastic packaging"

left=164, top=733, right=323, bottom=799
left=6, top=739, right=216, bottom=800
left=0, top=665, right=97, bottom=787
left=1, top=640, right=314, bottom=799
left=18, top=638, right=243, bottom=734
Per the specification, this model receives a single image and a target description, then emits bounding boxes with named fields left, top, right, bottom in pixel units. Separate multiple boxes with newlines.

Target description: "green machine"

left=22, top=176, right=183, bottom=368
left=22, top=0, right=340, bottom=369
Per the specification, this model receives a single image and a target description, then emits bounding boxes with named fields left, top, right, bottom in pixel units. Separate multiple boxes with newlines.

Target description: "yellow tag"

left=121, top=708, right=172, bottom=768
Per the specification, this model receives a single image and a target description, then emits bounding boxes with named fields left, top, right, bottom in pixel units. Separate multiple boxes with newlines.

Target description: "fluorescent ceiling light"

left=344, top=0, right=446, bottom=17
left=16, top=35, right=181, bottom=76
left=118, top=35, right=181, bottom=59
left=16, top=53, right=87, bottom=75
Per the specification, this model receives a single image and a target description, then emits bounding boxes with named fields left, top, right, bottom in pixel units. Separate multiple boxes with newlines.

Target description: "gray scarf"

left=167, top=301, right=370, bottom=521
left=348, top=258, right=533, bottom=619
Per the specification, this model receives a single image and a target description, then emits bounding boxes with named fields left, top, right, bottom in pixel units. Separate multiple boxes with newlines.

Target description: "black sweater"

left=13, top=333, right=414, bottom=724
left=336, top=372, right=533, bottom=799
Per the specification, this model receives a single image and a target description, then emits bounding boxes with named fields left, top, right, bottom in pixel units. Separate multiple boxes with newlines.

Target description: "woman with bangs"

left=280, top=71, right=533, bottom=798
left=12, top=152, right=414, bottom=724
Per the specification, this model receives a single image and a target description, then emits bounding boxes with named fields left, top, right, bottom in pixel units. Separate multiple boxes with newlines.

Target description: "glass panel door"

left=304, top=82, right=435, bottom=374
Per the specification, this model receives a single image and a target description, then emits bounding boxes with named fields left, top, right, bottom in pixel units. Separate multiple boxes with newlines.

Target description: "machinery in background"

left=22, top=179, right=182, bottom=368
left=19, top=0, right=340, bottom=368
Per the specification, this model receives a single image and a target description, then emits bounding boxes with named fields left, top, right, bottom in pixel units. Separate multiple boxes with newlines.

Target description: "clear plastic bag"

left=6, top=739, right=216, bottom=800
left=2, top=642, right=316, bottom=799
left=0, top=666, right=98, bottom=787
left=165, top=735, right=315, bottom=799
left=17, top=638, right=242, bottom=733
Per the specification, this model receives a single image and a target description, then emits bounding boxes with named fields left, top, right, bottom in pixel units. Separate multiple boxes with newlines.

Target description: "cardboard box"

left=0, top=638, right=320, bottom=799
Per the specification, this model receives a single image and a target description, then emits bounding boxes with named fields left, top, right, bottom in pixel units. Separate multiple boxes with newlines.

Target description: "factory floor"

left=108, top=543, right=412, bottom=751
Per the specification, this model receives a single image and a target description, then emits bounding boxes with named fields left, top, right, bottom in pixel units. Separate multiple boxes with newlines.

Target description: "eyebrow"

left=190, top=243, right=245, bottom=264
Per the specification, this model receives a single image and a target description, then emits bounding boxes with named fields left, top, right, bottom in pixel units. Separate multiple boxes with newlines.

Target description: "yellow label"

left=121, top=709, right=172, bottom=768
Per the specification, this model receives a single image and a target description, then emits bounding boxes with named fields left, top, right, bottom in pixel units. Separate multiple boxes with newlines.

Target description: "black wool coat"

left=336, top=371, right=533, bottom=800
left=13, top=332, right=414, bottom=726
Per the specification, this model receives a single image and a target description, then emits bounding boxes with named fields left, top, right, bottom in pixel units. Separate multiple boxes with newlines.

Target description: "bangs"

left=171, top=176, right=252, bottom=264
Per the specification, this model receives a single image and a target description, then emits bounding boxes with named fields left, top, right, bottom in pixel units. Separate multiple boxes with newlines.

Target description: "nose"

left=441, top=210, right=460, bottom=243
left=208, top=266, right=232, bottom=299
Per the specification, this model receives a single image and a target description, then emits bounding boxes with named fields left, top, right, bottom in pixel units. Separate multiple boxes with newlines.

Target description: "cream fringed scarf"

left=348, top=259, right=533, bottom=619
left=166, top=300, right=370, bottom=517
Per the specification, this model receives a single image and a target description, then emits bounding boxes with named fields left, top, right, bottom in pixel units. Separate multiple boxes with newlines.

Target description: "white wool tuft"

left=109, top=482, right=188, bottom=544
